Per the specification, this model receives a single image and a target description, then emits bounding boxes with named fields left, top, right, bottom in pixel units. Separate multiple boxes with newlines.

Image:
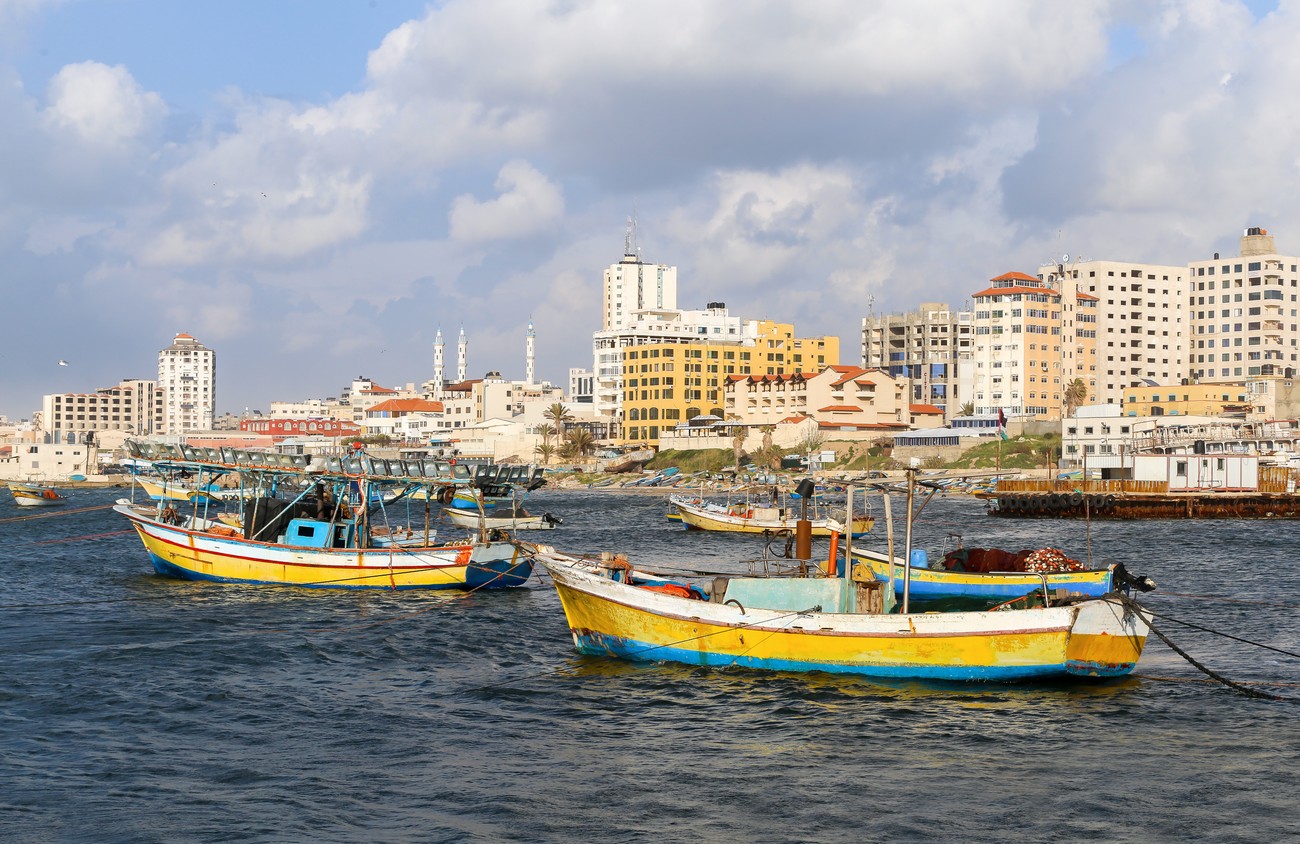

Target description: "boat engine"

left=1110, top=561, right=1157, bottom=594
left=542, top=512, right=563, bottom=526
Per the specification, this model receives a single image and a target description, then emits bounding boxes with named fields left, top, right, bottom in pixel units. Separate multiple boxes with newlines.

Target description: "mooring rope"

left=1120, top=595, right=1297, bottom=703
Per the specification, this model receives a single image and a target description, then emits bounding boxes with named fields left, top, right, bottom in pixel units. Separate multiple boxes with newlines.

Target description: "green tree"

left=536, top=423, right=557, bottom=447
left=959, top=401, right=975, bottom=418
left=564, top=427, right=596, bottom=460
left=1064, top=378, right=1089, bottom=417
left=534, top=442, right=555, bottom=465
left=544, top=403, right=574, bottom=440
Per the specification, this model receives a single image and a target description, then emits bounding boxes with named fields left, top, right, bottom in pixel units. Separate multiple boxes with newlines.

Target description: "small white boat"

left=442, top=506, right=561, bottom=531
left=8, top=482, right=68, bottom=507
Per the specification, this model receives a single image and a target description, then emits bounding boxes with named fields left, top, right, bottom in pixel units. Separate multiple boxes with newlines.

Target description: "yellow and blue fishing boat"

left=670, top=494, right=874, bottom=537
left=849, top=547, right=1115, bottom=604
left=135, top=477, right=225, bottom=505
left=529, top=546, right=1152, bottom=681
left=8, top=482, right=67, bottom=507
left=115, top=440, right=532, bottom=590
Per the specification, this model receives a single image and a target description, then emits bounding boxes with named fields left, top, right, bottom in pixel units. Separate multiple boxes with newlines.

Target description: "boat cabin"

left=282, top=517, right=359, bottom=549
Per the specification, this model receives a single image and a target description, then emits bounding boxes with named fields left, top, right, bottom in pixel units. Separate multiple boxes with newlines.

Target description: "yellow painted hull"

left=116, top=504, right=530, bottom=590
left=536, top=552, right=1147, bottom=680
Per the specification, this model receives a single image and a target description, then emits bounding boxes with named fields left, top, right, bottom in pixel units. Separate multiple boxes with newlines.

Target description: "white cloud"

left=42, top=61, right=164, bottom=145
left=449, top=159, right=563, bottom=242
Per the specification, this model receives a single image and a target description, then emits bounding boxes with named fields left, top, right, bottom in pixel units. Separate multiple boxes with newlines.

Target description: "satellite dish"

left=1061, top=253, right=1070, bottom=264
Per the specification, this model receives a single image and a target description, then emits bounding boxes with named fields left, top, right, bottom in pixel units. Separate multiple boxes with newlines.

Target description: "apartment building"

left=41, top=379, right=163, bottom=441
left=1039, top=259, right=1189, bottom=406
left=620, top=321, right=839, bottom=444
left=724, top=365, right=908, bottom=429
left=861, top=302, right=973, bottom=418
left=1189, top=227, right=1300, bottom=384
left=961, top=271, right=1098, bottom=420
left=158, top=333, right=215, bottom=434
left=602, top=223, right=678, bottom=332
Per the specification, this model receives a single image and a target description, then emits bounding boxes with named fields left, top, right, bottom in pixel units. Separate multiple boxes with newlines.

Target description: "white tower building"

left=432, top=328, right=445, bottom=400
left=158, top=332, right=216, bottom=434
left=457, top=327, right=468, bottom=383
left=526, top=321, right=536, bottom=386
left=602, top=217, right=678, bottom=331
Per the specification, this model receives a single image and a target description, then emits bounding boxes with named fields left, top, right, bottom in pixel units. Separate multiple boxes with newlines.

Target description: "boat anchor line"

left=1118, top=594, right=1300, bottom=703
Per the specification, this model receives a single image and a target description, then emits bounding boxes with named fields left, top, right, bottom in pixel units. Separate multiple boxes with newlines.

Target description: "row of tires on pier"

left=996, top=492, right=1119, bottom=515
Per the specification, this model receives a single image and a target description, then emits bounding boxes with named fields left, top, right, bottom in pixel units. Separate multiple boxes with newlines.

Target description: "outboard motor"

left=1110, top=561, right=1157, bottom=595
left=542, top=512, right=563, bottom=526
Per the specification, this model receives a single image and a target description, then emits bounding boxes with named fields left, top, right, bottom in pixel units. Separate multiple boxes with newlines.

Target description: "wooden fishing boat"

left=8, top=482, right=67, bottom=507
left=115, top=441, right=532, bottom=590
left=135, top=477, right=225, bottom=505
left=116, top=501, right=530, bottom=589
left=528, top=546, right=1151, bottom=681
left=442, top=506, right=561, bottom=531
left=670, top=494, right=874, bottom=537
left=849, top=546, right=1115, bottom=604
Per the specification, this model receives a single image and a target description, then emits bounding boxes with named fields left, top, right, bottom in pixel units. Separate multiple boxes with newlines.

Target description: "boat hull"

left=850, top=550, right=1114, bottom=602
left=116, top=504, right=531, bottom=589
left=9, top=484, right=66, bottom=507
left=537, top=553, right=1146, bottom=681
left=136, top=478, right=221, bottom=505
left=673, top=498, right=873, bottom=537
left=442, top=507, right=555, bottom=531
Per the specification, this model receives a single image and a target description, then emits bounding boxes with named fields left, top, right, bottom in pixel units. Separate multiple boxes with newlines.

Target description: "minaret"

left=457, top=326, right=468, bottom=383
left=432, top=328, right=445, bottom=400
left=525, top=320, right=535, bottom=386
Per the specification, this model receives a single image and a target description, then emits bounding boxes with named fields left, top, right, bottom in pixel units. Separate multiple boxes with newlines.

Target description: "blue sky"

left=1, top=0, right=1298, bottom=420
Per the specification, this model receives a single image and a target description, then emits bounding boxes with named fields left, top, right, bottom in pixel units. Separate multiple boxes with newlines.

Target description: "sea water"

left=2, top=487, right=1298, bottom=842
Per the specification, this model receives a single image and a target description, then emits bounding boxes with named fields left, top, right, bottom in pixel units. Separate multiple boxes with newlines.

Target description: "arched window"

left=649, top=407, right=659, bottom=420
left=628, top=408, right=640, bottom=421
left=709, top=407, right=723, bottom=418
left=686, top=406, right=702, bottom=420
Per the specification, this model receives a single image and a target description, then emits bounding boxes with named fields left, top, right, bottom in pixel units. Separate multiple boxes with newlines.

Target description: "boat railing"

left=992, top=571, right=1051, bottom=607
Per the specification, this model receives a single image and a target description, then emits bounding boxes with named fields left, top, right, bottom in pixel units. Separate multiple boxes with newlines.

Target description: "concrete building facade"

left=962, top=271, right=1098, bottom=420
left=158, top=333, right=216, bottom=434
left=41, top=379, right=163, bottom=442
left=861, top=302, right=973, bottom=419
left=1189, top=226, right=1300, bottom=384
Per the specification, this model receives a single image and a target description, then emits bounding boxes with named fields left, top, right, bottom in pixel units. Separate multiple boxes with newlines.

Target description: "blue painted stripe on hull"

left=571, top=631, right=1132, bottom=682
left=889, top=581, right=1111, bottom=601
left=147, top=552, right=532, bottom=590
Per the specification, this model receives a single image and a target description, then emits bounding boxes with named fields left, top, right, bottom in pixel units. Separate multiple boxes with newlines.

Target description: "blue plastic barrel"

left=909, top=549, right=928, bottom=568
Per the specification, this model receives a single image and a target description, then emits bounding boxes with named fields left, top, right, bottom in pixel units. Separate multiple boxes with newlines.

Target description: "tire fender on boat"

left=439, top=486, right=455, bottom=505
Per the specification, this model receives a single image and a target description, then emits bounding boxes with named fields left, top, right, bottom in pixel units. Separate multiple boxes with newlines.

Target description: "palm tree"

left=1063, top=378, right=1089, bottom=417
left=534, top=442, right=555, bottom=465
left=565, top=427, right=596, bottom=460
left=536, top=423, right=557, bottom=447
left=959, top=401, right=975, bottom=418
left=544, top=403, right=574, bottom=441
left=728, top=415, right=747, bottom=470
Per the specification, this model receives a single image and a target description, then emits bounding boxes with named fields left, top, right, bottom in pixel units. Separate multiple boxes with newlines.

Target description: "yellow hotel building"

left=622, top=323, right=838, bottom=444
left=1123, top=382, right=1251, bottom=417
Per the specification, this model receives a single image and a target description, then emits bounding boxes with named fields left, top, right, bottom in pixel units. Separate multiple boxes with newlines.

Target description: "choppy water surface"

left=2, top=487, right=1299, bottom=843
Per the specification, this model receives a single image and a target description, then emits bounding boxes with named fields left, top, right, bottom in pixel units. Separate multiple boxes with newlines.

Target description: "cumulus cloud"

left=6, top=1, right=1300, bottom=417
left=42, top=61, right=164, bottom=145
left=449, top=159, right=563, bottom=242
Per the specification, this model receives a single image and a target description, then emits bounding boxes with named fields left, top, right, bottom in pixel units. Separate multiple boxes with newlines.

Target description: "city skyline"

left=1, top=1, right=1294, bottom=419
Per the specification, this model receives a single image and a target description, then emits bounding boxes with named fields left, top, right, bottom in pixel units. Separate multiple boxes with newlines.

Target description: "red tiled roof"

left=818, top=405, right=862, bottom=413
left=830, top=367, right=869, bottom=386
left=910, top=404, right=943, bottom=414
left=816, top=421, right=906, bottom=430
left=971, top=285, right=1061, bottom=299
left=779, top=414, right=812, bottom=424
left=990, top=271, right=1039, bottom=282
left=1076, top=292, right=1099, bottom=301
left=367, top=399, right=445, bottom=414
left=854, top=379, right=876, bottom=387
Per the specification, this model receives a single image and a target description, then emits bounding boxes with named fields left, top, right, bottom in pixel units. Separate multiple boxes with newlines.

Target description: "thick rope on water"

left=1120, top=595, right=1296, bottom=703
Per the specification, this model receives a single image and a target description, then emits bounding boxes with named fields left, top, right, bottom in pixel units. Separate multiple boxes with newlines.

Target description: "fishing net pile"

left=942, top=547, right=1088, bottom=573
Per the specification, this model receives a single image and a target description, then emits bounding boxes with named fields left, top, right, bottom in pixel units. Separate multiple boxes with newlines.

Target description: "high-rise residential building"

left=593, top=302, right=747, bottom=419
left=1037, top=258, right=1189, bottom=406
left=602, top=219, right=678, bottom=331
left=1189, top=226, right=1300, bottom=383
left=568, top=368, right=594, bottom=404
left=960, top=271, right=1098, bottom=420
left=861, top=302, right=973, bottom=418
left=158, top=333, right=216, bottom=434
left=41, top=379, right=164, bottom=442
left=619, top=317, right=839, bottom=444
